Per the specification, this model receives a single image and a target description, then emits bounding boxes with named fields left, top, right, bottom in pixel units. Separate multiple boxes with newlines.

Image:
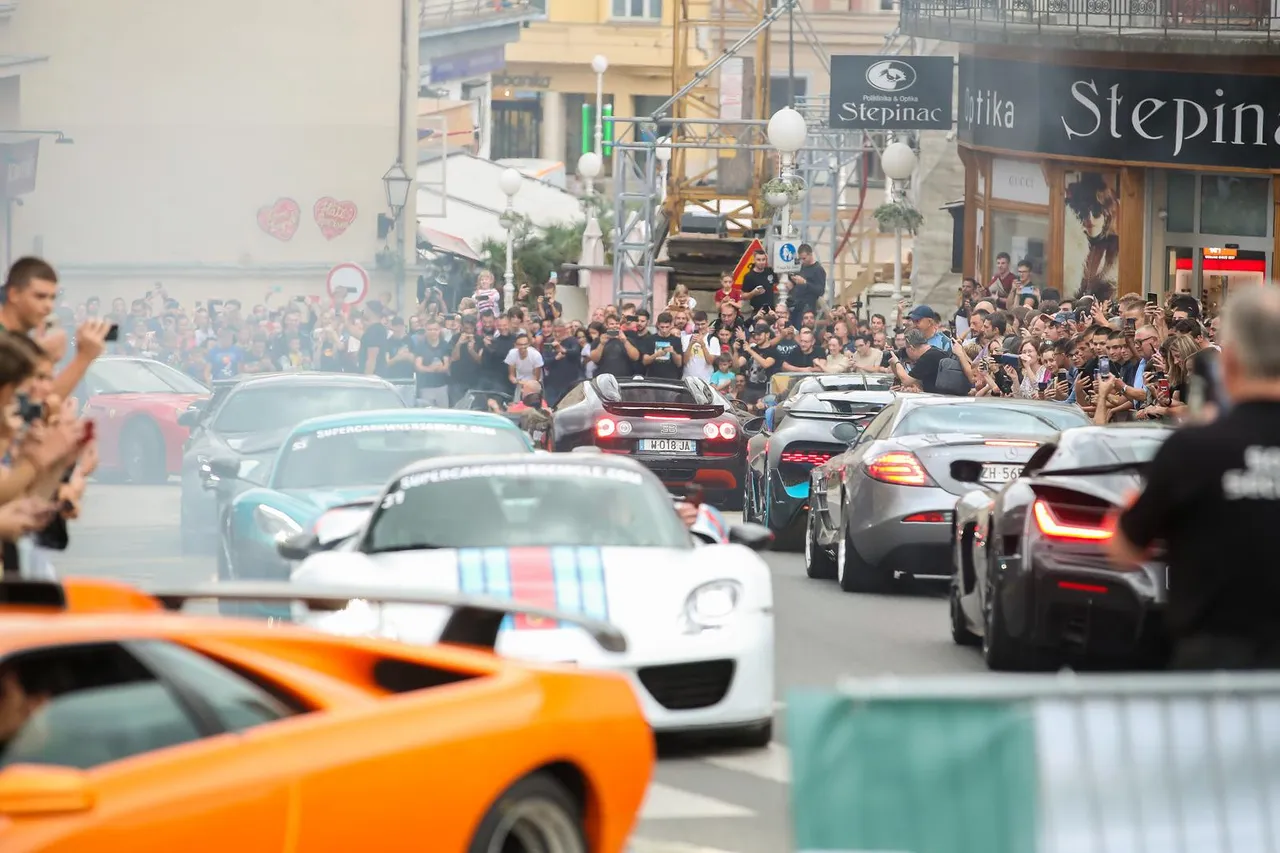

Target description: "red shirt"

left=714, top=285, right=741, bottom=305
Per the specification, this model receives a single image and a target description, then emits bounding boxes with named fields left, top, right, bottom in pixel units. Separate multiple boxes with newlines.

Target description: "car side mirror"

left=742, top=417, right=765, bottom=434
left=177, top=407, right=202, bottom=427
left=728, top=522, right=774, bottom=551
left=831, top=421, right=862, bottom=445
left=950, top=459, right=984, bottom=483
left=277, top=531, right=321, bottom=561
left=201, top=456, right=240, bottom=491
left=0, top=765, right=95, bottom=816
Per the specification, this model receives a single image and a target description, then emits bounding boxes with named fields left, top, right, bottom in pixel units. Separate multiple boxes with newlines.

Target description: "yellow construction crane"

left=664, top=0, right=786, bottom=238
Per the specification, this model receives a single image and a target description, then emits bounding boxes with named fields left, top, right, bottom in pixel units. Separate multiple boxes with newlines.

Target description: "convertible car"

left=551, top=375, right=746, bottom=509
left=284, top=453, right=778, bottom=746
left=0, top=576, right=653, bottom=853
left=179, top=373, right=408, bottom=553
left=949, top=423, right=1172, bottom=670
left=211, top=408, right=532, bottom=616
left=805, top=396, right=1091, bottom=592
left=743, top=389, right=894, bottom=550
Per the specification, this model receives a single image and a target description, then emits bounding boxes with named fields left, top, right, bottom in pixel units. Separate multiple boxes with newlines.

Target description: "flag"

left=731, top=239, right=765, bottom=289
left=787, top=681, right=1280, bottom=853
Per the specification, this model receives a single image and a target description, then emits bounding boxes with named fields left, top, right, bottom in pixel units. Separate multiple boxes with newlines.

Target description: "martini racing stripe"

left=456, top=547, right=609, bottom=630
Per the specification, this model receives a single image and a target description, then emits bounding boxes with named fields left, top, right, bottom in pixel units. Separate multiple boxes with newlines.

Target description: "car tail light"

left=1058, top=580, right=1109, bottom=594
left=1032, top=498, right=1112, bottom=542
left=781, top=450, right=834, bottom=465
left=702, top=421, right=736, bottom=440
left=903, top=511, right=951, bottom=523
left=718, top=422, right=736, bottom=440
left=702, top=422, right=719, bottom=439
left=864, top=452, right=931, bottom=487
left=596, top=418, right=617, bottom=438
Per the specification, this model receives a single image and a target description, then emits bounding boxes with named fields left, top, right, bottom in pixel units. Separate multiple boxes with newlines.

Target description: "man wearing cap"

left=739, top=322, right=779, bottom=405
left=906, top=305, right=952, bottom=352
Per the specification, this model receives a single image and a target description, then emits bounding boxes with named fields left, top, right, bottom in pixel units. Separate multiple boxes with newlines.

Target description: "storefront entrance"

left=1154, top=171, right=1272, bottom=312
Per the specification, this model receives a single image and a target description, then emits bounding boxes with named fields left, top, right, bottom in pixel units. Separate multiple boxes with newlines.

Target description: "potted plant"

left=761, top=177, right=803, bottom=208
left=873, top=200, right=925, bottom=234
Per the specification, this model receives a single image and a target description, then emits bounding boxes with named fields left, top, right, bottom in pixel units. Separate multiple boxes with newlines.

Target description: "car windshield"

left=895, top=403, right=1088, bottom=438
left=272, top=422, right=530, bottom=490
left=1043, top=431, right=1169, bottom=472
left=87, top=360, right=209, bottom=395
left=365, top=461, right=690, bottom=551
left=213, top=386, right=404, bottom=434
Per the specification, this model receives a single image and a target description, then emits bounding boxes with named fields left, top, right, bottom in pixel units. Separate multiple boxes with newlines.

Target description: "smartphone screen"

left=1098, top=356, right=1111, bottom=377
left=1124, top=317, right=1136, bottom=332
left=104, top=324, right=120, bottom=342
left=1145, top=292, right=1158, bottom=305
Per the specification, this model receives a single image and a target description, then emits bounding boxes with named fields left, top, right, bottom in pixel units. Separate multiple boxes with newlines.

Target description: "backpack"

left=933, top=355, right=971, bottom=396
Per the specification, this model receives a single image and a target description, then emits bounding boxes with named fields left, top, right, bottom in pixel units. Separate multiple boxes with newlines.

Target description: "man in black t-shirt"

left=413, top=317, right=453, bottom=407
left=781, top=328, right=819, bottom=372
left=380, top=316, right=417, bottom=384
left=1110, top=287, right=1280, bottom=670
left=740, top=323, right=779, bottom=405
left=480, top=313, right=517, bottom=392
left=644, top=312, right=684, bottom=380
left=626, top=311, right=654, bottom=375
left=358, top=301, right=389, bottom=375
left=887, top=329, right=947, bottom=394
left=740, top=249, right=776, bottom=316
left=591, top=316, right=641, bottom=377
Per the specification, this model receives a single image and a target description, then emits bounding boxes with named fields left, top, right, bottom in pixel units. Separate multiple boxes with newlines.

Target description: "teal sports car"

left=213, top=408, right=533, bottom=615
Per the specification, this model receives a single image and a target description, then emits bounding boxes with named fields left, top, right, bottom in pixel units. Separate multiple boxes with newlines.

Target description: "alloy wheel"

left=836, top=528, right=847, bottom=584
left=804, top=513, right=813, bottom=567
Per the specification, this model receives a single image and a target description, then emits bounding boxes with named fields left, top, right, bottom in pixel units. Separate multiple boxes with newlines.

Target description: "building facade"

left=904, top=3, right=1280, bottom=311
left=496, top=0, right=710, bottom=169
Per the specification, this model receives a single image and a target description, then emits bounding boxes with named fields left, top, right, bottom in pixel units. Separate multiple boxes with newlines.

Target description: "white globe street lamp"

left=591, top=55, right=609, bottom=157
left=880, top=137, right=919, bottom=301
left=591, top=54, right=609, bottom=74
left=766, top=108, right=809, bottom=301
left=499, top=167, right=523, bottom=307
left=766, top=107, right=808, bottom=154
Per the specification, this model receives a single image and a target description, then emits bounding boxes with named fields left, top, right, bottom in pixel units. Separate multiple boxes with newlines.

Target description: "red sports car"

left=76, top=356, right=210, bottom=483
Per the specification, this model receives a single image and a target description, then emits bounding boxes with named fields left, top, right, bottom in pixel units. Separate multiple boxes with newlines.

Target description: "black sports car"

left=743, top=389, right=895, bottom=550
left=949, top=423, right=1173, bottom=671
left=550, top=375, right=746, bottom=508
left=805, top=396, right=1091, bottom=592
left=178, top=372, right=408, bottom=552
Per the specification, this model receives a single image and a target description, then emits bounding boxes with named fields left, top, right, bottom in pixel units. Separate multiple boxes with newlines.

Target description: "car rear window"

left=895, top=404, right=1089, bottom=438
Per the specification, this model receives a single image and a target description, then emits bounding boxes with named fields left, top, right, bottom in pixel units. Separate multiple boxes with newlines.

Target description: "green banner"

left=787, top=688, right=1038, bottom=853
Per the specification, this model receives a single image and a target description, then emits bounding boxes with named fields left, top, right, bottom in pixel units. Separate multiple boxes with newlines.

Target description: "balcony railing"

left=420, top=0, right=547, bottom=32
left=901, top=0, right=1280, bottom=41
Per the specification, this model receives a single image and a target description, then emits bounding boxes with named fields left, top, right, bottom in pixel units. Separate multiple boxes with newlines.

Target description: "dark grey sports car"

left=743, top=389, right=895, bottom=550
left=804, top=396, right=1091, bottom=591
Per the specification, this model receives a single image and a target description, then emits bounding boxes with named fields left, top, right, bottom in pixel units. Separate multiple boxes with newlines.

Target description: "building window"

left=492, top=97, right=542, bottom=160
left=990, top=209, right=1049, bottom=279
left=768, top=76, right=807, bottom=117
left=612, top=0, right=662, bottom=19
left=1200, top=175, right=1269, bottom=238
left=879, top=0, right=896, bottom=10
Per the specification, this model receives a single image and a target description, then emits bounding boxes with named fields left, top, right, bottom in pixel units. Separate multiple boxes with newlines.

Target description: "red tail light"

left=865, top=452, right=931, bottom=487
left=702, top=421, right=737, bottom=440
left=781, top=450, right=834, bottom=465
left=596, top=418, right=616, bottom=438
left=903, top=511, right=951, bottom=523
left=1032, top=499, right=1112, bottom=542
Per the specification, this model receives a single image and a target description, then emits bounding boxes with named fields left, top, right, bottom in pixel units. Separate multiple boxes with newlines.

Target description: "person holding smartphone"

left=590, top=315, right=639, bottom=378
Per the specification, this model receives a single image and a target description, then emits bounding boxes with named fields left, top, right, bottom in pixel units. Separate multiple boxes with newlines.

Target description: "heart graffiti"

left=257, top=198, right=301, bottom=241
left=313, top=197, right=358, bottom=240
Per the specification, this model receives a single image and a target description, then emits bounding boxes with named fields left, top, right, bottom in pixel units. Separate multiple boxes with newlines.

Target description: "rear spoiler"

left=147, top=581, right=628, bottom=653
left=787, top=411, right=877, bottom=421
left=601, top=401, right=724, bottom=418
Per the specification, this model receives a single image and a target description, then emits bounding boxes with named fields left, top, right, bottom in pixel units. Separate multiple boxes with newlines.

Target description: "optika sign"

left=829, top=54, right=954, bottom=131
left=957, top=56, right=1280, bottom=170
left=1062, top=81, right=1280, bottom=159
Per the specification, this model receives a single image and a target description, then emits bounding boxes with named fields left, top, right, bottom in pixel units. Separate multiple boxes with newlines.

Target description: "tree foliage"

left=478, top=197, right=615, bottom=287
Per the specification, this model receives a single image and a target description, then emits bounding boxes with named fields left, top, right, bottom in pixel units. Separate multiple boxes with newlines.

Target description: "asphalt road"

left=60, top=484, right=986, bottom=853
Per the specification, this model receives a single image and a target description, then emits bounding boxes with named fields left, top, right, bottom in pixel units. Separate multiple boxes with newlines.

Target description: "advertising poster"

left=1062, top=171, right=1120, bottom=300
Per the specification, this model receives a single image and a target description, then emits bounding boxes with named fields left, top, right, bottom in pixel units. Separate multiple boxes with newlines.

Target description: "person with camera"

left=590, top=315, right=640, bottom=378
left=1109, top=286, right=1280, bottom=670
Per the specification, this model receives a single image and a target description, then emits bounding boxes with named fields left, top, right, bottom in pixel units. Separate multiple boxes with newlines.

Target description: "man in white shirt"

left=504, top=332, right=544, bottom=388
left=681, top=310, right=720, bottom=382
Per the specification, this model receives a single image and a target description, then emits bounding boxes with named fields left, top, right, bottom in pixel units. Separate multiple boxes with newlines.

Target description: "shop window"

left=1200, top=175, right=1269, bottom=238
left=612, top=0, right=662, bottom=19
left=990, top=209, right=1049, bottom=281
left=491, top=98, right=541, bottom=160
left=1164, top=172, right=1196, bottom=234
left=769, top=76, right=807, bottom=116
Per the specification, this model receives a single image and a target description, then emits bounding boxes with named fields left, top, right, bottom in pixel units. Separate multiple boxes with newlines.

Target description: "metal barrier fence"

left=788, top=673, right=1280, bottom=853
left=900, top=0, right=1280, bottom=40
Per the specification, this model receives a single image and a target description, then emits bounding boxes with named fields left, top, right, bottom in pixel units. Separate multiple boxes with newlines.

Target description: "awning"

left=419, top=226, right=481, bottom=262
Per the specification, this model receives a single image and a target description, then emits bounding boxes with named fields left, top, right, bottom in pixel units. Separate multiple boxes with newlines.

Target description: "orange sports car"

left=0, top=578, right=654, bottom=853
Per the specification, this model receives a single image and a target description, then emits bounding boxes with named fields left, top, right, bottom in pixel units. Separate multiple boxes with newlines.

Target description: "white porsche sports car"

left=279, top=453, right=777, bottom=746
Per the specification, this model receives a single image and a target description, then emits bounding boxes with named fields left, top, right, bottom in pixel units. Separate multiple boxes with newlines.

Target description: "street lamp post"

left=654, top=136, right=671, bottom=204
left=880, top=136, right=919, bottom=302
left=382, top=162, right=412, bottom=309
left=498, top=167, right=524, bottom=310
left=591, top=55, right=608, bottom=157
left=765, top=107, right=808, bottom=306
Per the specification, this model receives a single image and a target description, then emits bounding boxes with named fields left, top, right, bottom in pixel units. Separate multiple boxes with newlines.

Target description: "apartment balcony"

left=421, top=0, right=547, bottom=37
left=901, top=0, right=1280, bottom=53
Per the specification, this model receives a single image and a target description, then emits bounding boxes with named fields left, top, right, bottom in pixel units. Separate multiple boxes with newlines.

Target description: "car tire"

left=804, top=511, right=836, bottom=580
left=741, top=474, right=757, bottom=523
left=121, top=419, right=168, bottom=485
left=467, top=772, right=587, bottom=853
left=981, top=554, right=1042, bottom=671
left=949, top=574, right=980, bottom=646
left=837, top=524, right=885, bottom=593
